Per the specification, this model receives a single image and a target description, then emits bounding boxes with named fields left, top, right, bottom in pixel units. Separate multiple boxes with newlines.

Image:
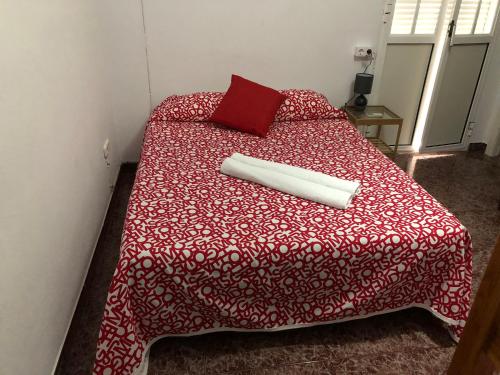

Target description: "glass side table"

left=345, top=106, right=403, bottom=159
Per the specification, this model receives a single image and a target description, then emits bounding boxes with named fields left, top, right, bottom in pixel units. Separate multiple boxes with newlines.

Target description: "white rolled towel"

left=220, top=158, right=354, bottom=209
left=231, top=153, right=360, bottom=195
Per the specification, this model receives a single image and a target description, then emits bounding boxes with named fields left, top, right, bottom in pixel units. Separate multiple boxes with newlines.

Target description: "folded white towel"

left=220, top=158, right=354, bottom=209
left=231, top=153, right=360, bottom=195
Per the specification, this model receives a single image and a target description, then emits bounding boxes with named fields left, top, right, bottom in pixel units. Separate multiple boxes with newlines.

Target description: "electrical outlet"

left=354, top=47, right=374, bottom=58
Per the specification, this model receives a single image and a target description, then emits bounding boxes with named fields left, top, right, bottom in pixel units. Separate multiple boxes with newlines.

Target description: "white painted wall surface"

left=0, top=1, right=119, bottom=374
left=144, top=0, right=384, bottom=107
left=471, top=17, right=500, bottom=156
left=103, top=0, right=151, bottom=162
left=485, top=103, right=500, bottom=156
left=102, top=0, right=384, bottom=161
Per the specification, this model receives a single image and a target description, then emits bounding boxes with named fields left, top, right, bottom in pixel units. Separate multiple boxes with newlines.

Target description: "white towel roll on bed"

left=220, top=158, right=354, bottom=209
left=231, top=152, right=360, bottom=195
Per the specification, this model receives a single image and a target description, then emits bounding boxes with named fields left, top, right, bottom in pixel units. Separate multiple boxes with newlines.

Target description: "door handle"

left=447, top=20, right=456, bottom=46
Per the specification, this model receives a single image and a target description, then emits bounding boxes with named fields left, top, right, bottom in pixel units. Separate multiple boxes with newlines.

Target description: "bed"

left=93, top=91, right=472, bottom=375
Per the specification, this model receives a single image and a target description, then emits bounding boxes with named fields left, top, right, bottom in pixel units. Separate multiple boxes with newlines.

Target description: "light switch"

left=103, top=138, right=110, bottom=161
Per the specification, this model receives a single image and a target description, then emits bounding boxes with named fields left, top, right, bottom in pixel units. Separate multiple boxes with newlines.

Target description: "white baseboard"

left=50, top=165, right=122, bottom=375
left=420, top=143, right=468, bottom=153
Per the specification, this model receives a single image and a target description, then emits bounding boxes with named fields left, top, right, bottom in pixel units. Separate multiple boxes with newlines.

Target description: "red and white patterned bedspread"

left=94, top=119, right=472, bottom=375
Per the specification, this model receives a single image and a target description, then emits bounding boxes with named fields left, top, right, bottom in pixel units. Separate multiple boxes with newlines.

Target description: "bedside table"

left=345, top=106, right=403, bottom=158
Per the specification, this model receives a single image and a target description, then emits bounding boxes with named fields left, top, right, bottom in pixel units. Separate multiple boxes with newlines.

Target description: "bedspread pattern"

left=93, top=119, right=472, bottom=375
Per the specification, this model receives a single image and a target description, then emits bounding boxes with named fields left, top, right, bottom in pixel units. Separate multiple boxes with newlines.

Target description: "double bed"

left=93, top=92, right=472, bottom=375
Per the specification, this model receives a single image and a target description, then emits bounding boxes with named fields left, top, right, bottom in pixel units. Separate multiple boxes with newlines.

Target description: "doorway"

left=379, top=0, right=499, bottom=152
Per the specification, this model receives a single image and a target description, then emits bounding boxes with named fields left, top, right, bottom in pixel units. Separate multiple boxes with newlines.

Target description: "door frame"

left=375, top=0, right=500, bottom=153
left=372, top=0, right=451, bottom=150
left=420, top=0, right=500, bottom=151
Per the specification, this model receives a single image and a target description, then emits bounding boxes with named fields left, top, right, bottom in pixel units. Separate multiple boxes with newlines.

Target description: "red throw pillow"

left=210, top=75, right=286, bottom=137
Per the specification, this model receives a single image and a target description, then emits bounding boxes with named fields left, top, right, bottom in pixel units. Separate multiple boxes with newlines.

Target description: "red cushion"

left=151, top=92, right=224, bottom=122
left=210, top=75, right=286, bottom=137
left=275, top=89, right=348, bottom=122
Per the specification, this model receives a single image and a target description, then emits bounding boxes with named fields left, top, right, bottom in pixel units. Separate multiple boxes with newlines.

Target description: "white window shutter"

left=390, top=0, right=498, bottom=36
left=474, top=0, right=499, bottom=34
left=391, top=0, right=418, bottom=34
left=415, top=0, right=443, bottom=34
left=456, top=0, right=481, bottom=34
left=391, top=0, right=444, bottom=35
left=455, top=0, right=499, bottom=34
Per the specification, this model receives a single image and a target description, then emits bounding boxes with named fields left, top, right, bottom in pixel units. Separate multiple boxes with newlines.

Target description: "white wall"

left=103, top=0, right=151, bottom=162
left=471, top=16, right=500, bottom=156
left=0, top=2, right=387, bottom=373
left=485, top=103, right=500, bottom=156
left=108, top=0, right=385, bottom=161
left=145, top=0, right=385, bottom=107
left=0, top=1, right=119, bottom=374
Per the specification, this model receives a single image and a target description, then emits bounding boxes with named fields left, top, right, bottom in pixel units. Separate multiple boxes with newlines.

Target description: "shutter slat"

left=390, top=0, right=497, bottom=36
left=391, top=0, right=419, bottom=34
left=415, top=0, right=443, bottom=33
left=456, top=0, right=480, bottom=34
left=475, top=0, right=499, bottom=34
left=391, top=0, right=444, bottom=35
